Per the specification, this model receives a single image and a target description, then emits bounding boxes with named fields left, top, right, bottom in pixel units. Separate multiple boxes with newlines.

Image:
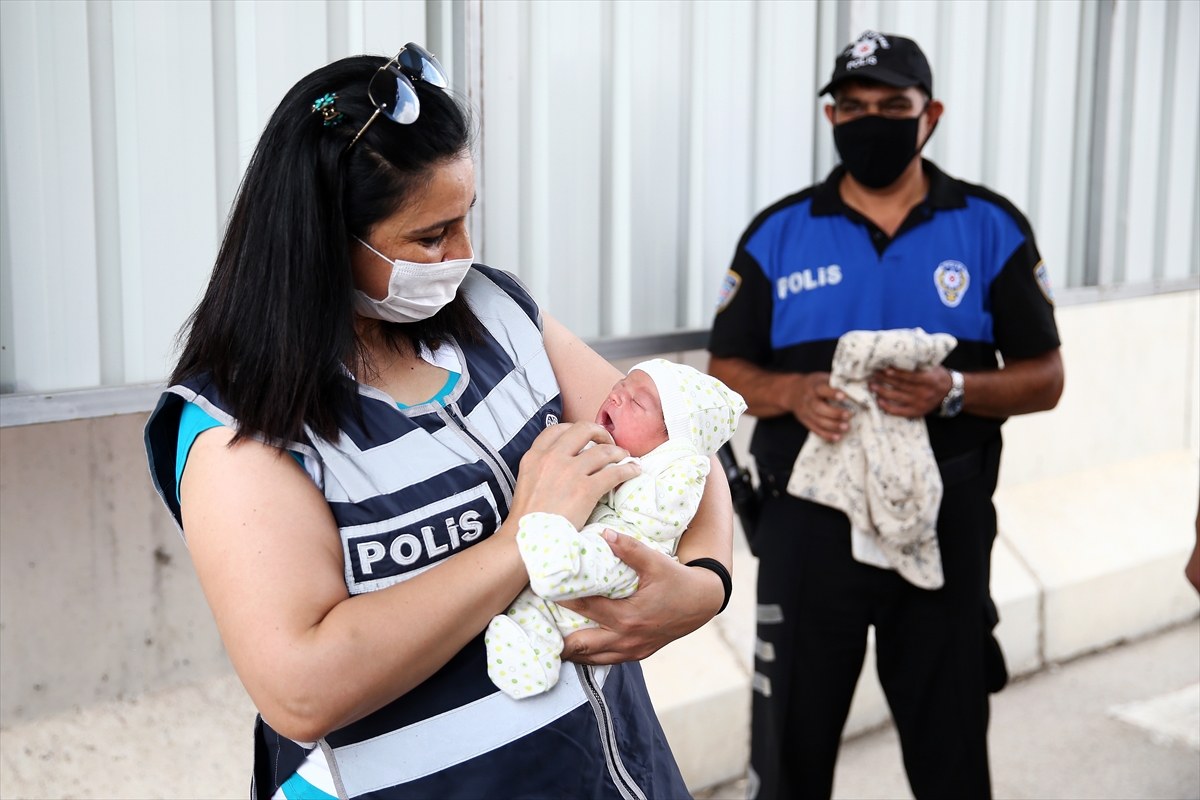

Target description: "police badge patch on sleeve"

left=1034, top=261, right=1055, bottom=305
left=715, top=270, right=741, bottom=312
left=934, top=260, right=970, bottom=307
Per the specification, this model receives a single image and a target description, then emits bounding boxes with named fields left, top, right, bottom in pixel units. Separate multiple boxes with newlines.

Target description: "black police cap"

left=819, top=31, right=933, bottom=97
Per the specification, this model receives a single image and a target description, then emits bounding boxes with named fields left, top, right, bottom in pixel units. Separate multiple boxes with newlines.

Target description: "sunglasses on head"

left=347, top=43, right=449, bottom=151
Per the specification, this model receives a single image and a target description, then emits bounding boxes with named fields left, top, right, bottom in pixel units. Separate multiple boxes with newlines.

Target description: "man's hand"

left=707, top=357, right=852, bottom=441
left=786, top=372, right=852, bottom=441
left=870, top=365, right=952, bottom=418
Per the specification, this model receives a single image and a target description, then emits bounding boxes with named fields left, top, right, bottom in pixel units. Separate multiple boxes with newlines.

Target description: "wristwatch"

left=939, top=369, right=964, bottom=418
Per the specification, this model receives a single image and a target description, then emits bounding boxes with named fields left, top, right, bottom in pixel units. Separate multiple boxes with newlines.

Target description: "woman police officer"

left=144, top=49, right=731, bottom=799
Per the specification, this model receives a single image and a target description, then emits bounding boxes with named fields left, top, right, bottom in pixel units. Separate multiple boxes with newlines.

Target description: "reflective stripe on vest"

left=324, top=665, right=612, bottom=796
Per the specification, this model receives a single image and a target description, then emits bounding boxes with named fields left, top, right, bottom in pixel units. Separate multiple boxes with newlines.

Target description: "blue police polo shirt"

left=709, top=160, right=1060, bottom=469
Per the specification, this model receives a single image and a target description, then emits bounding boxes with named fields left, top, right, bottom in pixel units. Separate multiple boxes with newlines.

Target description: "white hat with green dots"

left=629, top=359, right=747, bottom=456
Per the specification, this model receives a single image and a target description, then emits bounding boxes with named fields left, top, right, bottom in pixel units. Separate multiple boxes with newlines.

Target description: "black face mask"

left=833, top=112, right=929, bottom=189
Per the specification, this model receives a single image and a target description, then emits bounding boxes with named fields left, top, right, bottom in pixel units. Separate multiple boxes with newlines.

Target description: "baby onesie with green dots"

left=485, top=440, right=710, bottom=699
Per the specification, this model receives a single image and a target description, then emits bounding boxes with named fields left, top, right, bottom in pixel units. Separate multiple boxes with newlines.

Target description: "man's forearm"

left=707, top=356, right=799, bottom=418
left=962, top=348, right=1063, bottom=418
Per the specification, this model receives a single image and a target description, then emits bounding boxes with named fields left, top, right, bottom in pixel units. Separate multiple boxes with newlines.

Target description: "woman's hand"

left=558, top=531, right=724, bottom=664
left=511, top=421, right=641, bottom=530
left=556, top=451, right=734, bottom=666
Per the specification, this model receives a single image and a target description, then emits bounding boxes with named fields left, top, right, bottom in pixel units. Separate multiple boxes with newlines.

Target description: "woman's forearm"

left=674, top=454, right=734, bottom=572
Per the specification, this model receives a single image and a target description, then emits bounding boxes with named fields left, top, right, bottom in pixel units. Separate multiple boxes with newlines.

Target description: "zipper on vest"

left=576, top=664, right=648, bottom=800
left=439, top=402, right=516, bottom=511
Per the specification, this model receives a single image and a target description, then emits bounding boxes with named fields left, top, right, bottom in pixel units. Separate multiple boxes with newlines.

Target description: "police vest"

left=145, top=266, right=687, bottom=800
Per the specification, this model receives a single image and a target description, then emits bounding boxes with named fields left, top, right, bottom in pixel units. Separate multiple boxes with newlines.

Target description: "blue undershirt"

left=174, top=372, right=460, bottom=502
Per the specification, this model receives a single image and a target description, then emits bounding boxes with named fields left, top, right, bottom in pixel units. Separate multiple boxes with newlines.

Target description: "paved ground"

left=2, top=621, right=1197, bottom=799
left=697, top=619, right=1200, bottom=800
left=0, top=673, right=255, bottom=799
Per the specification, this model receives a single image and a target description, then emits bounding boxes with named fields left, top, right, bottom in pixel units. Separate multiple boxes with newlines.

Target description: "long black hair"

left=172, top=55, right=475, bottom=445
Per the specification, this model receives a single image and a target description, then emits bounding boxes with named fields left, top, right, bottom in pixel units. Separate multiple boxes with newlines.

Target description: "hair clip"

left=312, top=93, right=344, bottom=127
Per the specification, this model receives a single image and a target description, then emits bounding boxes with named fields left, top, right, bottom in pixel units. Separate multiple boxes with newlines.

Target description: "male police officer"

left=708, top=32, right=1063, bottom=799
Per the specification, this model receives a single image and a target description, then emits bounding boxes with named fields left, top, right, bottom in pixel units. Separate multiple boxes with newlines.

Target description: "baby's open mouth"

left=597, top=407, right=616, bottom=434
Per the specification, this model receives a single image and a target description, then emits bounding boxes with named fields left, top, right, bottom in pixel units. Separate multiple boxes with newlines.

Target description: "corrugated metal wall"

left=1, top=0, right=1197, bottom=395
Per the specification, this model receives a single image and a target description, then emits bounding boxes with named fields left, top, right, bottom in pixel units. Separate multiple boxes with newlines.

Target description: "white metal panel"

left=626, top=0, right=685, bottom=334
left=985, top=0, right=1037, bottom=214
left=1097, top=0, right=1134, bottom=286
left=1028, top=0, right=1082, bottom=293
left=233, top=0, right=259, bottom=173
left=462, top=0, right=486, bottom=255
left=923, top=0, right=949, bottom=169
left=111, top=0, right=219, bottom=383
left=683, top=0, right=708, bottom=327
left=250, top=1, right=328, bottom=132
left=1162, top=0, right=1200, bottom=280
left=520, top=0, right=551, bottom=305
left=812, top=0, right=841, bottom=181
left=846, top=0, right=886, bottom=40
left=1067, top=0, right=1100, bottom=289
left=480, top=0, right=614, bottom=335
left=605, top=0, right=634, bottom=336
left=697, top=1, right=755, bottom=328
left=892, top=1, right=938, bottom=58
left=479, top=0, right=521, bottom=275
left=0, top=83, right=13, bottom=392
left=753, top=0, right=819, bottom=210
left=87, top=0, right=126, bottom=387
left=110, top=0, right=145, bottom=381
left=362, top=0, right=427, bottom=57
left=212, top=0, right=239, bottom=231
left=0, top=1, right=102, bottom=393
left=935, top=0, right=988, bottom=184
left=542, top=0, right=603, bottom=336
left=1123, top=0, right=1168, bottom=285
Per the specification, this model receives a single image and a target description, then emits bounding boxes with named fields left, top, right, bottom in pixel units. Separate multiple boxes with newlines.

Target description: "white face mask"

left=353, top=237, right=474, bottom=323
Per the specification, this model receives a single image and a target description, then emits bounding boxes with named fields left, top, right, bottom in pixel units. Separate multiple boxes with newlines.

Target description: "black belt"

left=937, top=445, right=989, bottom=487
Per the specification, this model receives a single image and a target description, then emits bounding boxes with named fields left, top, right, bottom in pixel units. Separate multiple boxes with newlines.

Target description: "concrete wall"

left=1, top=292, right=1197, bottom=783
left=999, top=289, right=1200, bottom=484
left=0, top=415, right=229, bottom=725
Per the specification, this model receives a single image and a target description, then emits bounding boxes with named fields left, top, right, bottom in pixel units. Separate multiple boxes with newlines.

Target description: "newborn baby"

left=486, top=359, right=746, bottom=699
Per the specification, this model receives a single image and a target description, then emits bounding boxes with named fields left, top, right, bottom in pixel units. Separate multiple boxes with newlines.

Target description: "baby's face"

left=595, top=370, right=669, bottom=457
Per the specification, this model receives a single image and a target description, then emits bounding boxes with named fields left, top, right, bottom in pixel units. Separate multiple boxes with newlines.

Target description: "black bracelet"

left=686, top=558, right=732, bottom=614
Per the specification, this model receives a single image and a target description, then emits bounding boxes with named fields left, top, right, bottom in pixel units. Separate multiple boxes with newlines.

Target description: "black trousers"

left=749, top=438, right=1006, bottom=800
